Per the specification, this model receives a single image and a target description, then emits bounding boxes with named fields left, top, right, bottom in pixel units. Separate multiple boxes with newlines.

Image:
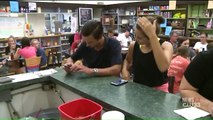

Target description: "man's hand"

left=122, top=69, right=130, bottom=80
left=63, top=63, right=73, bottom=73
left=78, top=65, right=93, bottom=75
left=69, top=64, right=82, bottom=72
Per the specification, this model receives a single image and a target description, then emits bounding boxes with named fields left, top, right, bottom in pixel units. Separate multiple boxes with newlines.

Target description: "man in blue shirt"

left=64, top=20, right=122, bottom=76
left=31, top=39, right=47, bottom=67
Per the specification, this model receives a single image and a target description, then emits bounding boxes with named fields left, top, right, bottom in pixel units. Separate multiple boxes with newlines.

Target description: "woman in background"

left=5, top=35, right=20, bottom=55
left=14, top=37, right=37, bottom=59
left=14, top=37, right=37, bottom=72
left=70, top=31, right=82, bottom=54
left=177, top=37, right=196, bottom=60
left=122, top=16, right=173, bottom=92
left=193, top=32, right=208, bottom=53
left=167, top=46, right=190, bottom=93
left=5, top=36, right=22, bottom=74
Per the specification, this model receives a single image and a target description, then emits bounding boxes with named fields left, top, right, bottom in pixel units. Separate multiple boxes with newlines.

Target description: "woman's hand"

left=122, top=69, right=130, bottom=80
left=137, top=17, right=157, bottom=38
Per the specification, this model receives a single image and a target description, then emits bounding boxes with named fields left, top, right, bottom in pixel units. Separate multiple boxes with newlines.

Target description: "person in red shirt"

left=70, top=32, right=81, bottom=54
left=167, top=46, right=190, bottom=93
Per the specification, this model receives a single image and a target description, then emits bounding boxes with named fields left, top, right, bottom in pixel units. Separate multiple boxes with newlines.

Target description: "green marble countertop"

left=50, top=69, right=185, bottom=119
left=1, top=69, right=211, bottom=119
left=0, top=76, right=49, bottom=91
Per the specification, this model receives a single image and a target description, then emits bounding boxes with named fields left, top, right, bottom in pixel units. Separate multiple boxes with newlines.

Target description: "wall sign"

left=79, top=8, right=93, bottom=26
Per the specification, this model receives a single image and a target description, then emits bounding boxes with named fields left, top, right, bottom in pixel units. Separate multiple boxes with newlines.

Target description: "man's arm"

left=77, top=64, right=121, bottom=76
left=180, top=76, right=213, bottom=115
left=94, top=64, right=121, bottom=76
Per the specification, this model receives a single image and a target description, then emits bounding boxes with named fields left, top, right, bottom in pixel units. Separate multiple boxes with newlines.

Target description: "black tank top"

left=132, top=40, right=168, bottom=87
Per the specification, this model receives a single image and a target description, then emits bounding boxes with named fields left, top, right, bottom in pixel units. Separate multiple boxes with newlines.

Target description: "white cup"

left=102, top=111, right=125, bottom=120
left=37, top=7, right=41, bottom=13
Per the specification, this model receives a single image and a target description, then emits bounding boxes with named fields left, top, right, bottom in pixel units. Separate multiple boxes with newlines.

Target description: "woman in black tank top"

left=122, top=16, right=173, bottom=92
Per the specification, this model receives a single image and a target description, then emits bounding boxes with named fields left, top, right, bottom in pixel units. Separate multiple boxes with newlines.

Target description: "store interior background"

left=1, top=0, right=213, bottom=119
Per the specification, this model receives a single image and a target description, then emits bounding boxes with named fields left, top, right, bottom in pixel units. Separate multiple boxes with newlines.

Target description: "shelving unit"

left=160, top=8, right=186, bottom=12
left=162, top=6, right=186, bottom=36
left=0, top=46, right=6, bottom=49
left=188, top=17, right=212, bottom=19
left=118, top=7, right=136, bottom=33
left=102, top=7, right=136, bottom=33
left=166, top=18, right=185, bottom=20
left=137, top=5, right=187, bottom=36
left=102, top=8, right=119, bottom=33
left=60, top=34, right=71, bottom=59
left=133, top=2, right=213, bottom=45
left=187, top=4, right=213, bottom=38
left=43, top=45, right=61, bottom=49
left=0, top=33, right=73, bottom=62
left=35, top=36, right=62, bottom=66
left=0, top=45, right=6, bottom=57
left=44, top=12, right=77, bottom=34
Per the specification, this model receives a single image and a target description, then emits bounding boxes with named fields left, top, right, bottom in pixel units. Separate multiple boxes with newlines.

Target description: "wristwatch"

left=93, top=68, right=99, bottom=74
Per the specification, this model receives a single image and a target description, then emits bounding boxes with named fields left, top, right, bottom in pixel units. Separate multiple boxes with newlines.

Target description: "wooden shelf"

left=188, top=28, right=213, bottom=31
left=103, top=24, right=118, bottom=25
left=119, top=15, right=135, bottom=17
left=103, top=13, right=117, bottom=15
left=138, top=14, right=156, bottom=16
left=188, top=17, right=212, bottom=19
left=138, top=8, right=186, bottom=12
left=61, top=44, right=70, bottom=46
left=161, top=27, right=185, bottom=29
left=160, top=8, right=186, bottom=11
left=166, top=18, right=186, bottom=20
left=138, top=10, right=155, bottom=12
left=61, top=50, right=68, bottom=52
left=43, top=45, right=61, bottom=49
left=61, top=39, right=69, bottom=41
left=173, top=27, right=185, bottom=29
left=158, top=35, right=169, bottom=38
left=0, top=46, right=6, bottom=49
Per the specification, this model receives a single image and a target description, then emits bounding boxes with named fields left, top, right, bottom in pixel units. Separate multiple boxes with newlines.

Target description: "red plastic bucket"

left=58, top=98, right=103, bottom=120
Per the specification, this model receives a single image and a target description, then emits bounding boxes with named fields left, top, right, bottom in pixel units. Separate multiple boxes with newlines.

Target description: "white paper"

left=9, top=73, right=40, bottom=83
left=33, top=69, right=57, bottom=77
left=174, top=107, right=210, bottom=120
left=8, top=69, right=57, bottom=82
